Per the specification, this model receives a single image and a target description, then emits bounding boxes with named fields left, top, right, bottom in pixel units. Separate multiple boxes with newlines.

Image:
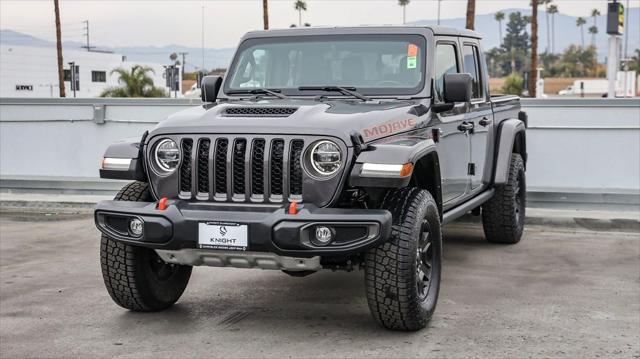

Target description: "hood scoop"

left=221, top=107, right=298, bottom=117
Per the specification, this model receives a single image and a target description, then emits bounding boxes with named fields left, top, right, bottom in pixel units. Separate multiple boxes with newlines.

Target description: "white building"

left=0, top=45, right=181, bottom=98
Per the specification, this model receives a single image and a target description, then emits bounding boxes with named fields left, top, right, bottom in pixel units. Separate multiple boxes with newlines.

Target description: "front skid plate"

left=155, top=249, right=322, bottom=271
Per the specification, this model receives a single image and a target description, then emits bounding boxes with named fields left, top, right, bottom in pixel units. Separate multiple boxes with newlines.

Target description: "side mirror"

left=201, top=75, right=223, bottom=103
left=443, top=73, right=472, bottom=103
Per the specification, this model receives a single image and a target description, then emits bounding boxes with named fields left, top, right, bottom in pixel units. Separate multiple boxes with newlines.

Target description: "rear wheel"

left=364, top=188, right=442, bottom=331
left=482, top=153, right=526, bottom=244
left=100, top=181, right=192, bottom=311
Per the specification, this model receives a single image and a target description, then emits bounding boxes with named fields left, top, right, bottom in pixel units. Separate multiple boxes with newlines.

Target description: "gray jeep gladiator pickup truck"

left=95, top=26, right=527, bottom=331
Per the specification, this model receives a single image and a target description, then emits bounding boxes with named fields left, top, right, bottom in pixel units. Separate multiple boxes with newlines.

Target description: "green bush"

left=502, top=73, right=524, bottom=95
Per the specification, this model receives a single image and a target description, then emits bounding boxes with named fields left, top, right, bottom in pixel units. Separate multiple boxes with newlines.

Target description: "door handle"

left=457, top=121, right=474, bottom=132
left=479, top=117, right=493, bottom=127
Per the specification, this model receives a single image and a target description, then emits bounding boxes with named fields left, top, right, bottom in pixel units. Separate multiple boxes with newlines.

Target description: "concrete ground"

left=0, top=212, right=638, bottom=359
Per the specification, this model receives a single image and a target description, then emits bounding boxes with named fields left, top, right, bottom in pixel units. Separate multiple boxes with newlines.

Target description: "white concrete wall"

left=0, top=98, right=639, bottom=200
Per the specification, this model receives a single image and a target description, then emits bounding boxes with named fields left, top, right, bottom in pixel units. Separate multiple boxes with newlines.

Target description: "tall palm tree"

left=398, top=0, right=410, bottom=25
left=588, top=25, right=599, bottom=46
left=529, top=0, right=539, bottom=97
left=590, top=8, right=600, bottom=46
left=263, top=0, right=269, bottom=30
left=548, top=4, right=558, bottom=53
left=576, top=17, right=586, bottom=47
left=101, top=65, right=167, bottom=98
left=53, top=0, right=65, bottom=97
left=294, top=1, right=307, bottom=27
left=495, top=11, right=505, bottom=46
left=466, top=0, right=476, bottom=30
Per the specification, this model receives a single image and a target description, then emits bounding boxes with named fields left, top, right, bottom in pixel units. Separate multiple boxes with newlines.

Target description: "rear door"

left=460, top=39, right=493, bottom=193
left=432, top=38, right=471, bottom=207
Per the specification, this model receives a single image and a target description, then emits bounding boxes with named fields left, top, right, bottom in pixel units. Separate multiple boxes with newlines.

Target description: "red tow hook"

left=288, top=201, right=298, bottom=215
left=157, top=197, right=168, bottom=211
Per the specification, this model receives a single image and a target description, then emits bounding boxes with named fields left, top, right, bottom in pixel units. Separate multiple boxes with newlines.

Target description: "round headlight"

left=154, top=139, right=180, bottom=172
left=310, top=140, right=342, bottom=176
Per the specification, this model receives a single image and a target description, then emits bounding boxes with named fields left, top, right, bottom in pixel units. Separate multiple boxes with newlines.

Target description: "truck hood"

left=148, top=98, right=429, bottom=146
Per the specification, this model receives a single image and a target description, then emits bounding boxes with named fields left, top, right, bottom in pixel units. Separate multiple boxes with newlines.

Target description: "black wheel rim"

left=514, top=169, right=526, bottom=225
left=416, top=220, right=434, bottom=301
left=148, top=250, right=176, bottom=282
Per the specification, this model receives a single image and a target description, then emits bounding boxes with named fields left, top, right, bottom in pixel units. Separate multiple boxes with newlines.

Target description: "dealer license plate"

left=198, top=222, right=248, bottom=251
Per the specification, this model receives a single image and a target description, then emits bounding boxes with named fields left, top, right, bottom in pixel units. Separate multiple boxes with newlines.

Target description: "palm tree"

left=466, top=0, right=476, bottom=30
left=398, top=0, right=410, bottom=25
left=53, top=0, right=65, bottom=97
left=548, top=4, right=558, bottom=53
left=495, top=11, right=505, bottom=46
left=588, top=26, right=598, bottom=44
left=529, top=0, right=539, bottom=97
left=263, top=0, right=269, bottom=30
left=590, top=8, right=600, bottom=46
left=101, top=65, right=167, bottom=98
left=294, top=1, right=307, bottom=27
left=576, top=17, right=586, bottom=47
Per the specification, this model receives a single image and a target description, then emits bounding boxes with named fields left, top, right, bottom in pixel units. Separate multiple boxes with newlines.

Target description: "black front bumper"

left=94, top=200, right=392, bottom=257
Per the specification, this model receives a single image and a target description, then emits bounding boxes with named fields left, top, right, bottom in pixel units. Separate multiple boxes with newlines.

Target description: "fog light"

left=129, top=218, right=144, bottom=237
left=313, top=226, right=334, bottom=246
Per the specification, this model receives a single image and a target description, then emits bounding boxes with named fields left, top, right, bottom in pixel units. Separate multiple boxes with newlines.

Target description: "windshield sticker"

left=407, top=56, right=417, bottom=69
left=407, top=44, right=418, bottom=57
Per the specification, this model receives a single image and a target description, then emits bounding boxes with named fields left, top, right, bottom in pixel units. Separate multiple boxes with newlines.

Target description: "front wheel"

left=364, top=188, right=442, bottom=331
left=100, top=181, right=192, bottom=311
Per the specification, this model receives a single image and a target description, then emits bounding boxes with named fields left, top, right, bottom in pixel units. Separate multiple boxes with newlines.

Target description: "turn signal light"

left=400, top=163, right=414, bottom=177
left=288, top=201, right=298, bottom=215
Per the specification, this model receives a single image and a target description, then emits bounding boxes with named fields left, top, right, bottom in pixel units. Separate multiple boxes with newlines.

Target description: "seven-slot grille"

left=178, top=136, right=305, bottom=202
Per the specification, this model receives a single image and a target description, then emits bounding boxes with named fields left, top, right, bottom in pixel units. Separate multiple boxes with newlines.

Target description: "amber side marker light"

left=361, top=163, right=414, bottom=178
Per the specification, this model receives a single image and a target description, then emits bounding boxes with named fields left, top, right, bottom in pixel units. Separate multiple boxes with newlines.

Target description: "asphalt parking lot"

left=1, top=212, right=638, bottom=358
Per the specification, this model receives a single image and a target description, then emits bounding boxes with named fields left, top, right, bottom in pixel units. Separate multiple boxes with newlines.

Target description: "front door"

left=432, top=40, right=471, bottom=208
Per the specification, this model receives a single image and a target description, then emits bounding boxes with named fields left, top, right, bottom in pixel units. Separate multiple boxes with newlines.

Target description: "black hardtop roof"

left=242, top=25, right=482, bottom=40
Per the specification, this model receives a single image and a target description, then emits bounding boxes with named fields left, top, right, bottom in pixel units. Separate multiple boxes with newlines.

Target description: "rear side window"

left=462, top=44, right=482, bottom=99
left=434, top=44, right=459, bottom=101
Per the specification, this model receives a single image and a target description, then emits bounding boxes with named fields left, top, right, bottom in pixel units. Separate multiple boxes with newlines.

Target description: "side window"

left=434, top=44, right=459, bottom=101
left=462, top=44, right=482, bottom=99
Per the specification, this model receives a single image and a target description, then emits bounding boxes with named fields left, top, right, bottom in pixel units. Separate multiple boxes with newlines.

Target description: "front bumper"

left=94, top=200, right=392, bottom=257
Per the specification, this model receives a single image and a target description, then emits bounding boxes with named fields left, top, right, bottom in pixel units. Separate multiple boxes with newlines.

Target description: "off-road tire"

left=364, top=187, right=442, bottom=331
left=100, top=181, right=192, bottom=311
left=482, top=153, right=526, bottom=244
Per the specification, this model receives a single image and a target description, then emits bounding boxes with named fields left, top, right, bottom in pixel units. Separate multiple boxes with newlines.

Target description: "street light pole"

left=437, top=0, right=442, bottom=25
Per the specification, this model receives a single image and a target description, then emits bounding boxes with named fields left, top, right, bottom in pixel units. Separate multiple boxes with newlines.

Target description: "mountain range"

left=1, top=7, right=638, bottom=71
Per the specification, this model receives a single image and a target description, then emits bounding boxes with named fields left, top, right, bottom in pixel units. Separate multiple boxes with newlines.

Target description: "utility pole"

left=81, top=20, right=95, bottom=51
left=178, top=52, right=188, bottom=80
left=54, top=0, right=65, bottom=97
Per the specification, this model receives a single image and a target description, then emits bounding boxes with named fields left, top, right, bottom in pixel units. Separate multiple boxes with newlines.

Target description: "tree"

left=588, top=25, right=598, bottom=61
left=101, top=65, right=167, bottom=98
left=548, top=4, right=558, bottom=53
left=263, top=0, right=269, bottom=30
left=53, top=0, right=65, bottom=97
left=629, top=49, right=640, bottom=73
left=529, top=0, right=539, bottom=97
left=590, top=8, right=600, bottom=46
left=576, top=17, right=586, bottom=47
left=502, top=12, right=530, bottom=74
left=554, top=45, right=597, bottom=77
left=398, top=0, right=410, bottom=25
left=502, top=73, right=524, bottom=95
left=466, top=0, right=476, bottom=30
left=294, top=1, right=307, bottom=27
left=495, top=12, right=505, bottom=46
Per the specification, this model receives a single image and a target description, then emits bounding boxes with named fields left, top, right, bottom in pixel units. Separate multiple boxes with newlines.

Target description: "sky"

left=1, top=0, right=639, bottom=49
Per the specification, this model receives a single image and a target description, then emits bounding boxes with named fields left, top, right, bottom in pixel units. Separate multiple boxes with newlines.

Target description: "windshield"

left=225, top=34, right=426, bottom=97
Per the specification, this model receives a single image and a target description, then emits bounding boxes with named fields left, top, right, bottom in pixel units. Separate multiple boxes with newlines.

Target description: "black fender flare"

left=99, top=132, right=148, bottom=181
left=493, top=119, right=526, bottom=185
left=348, top=138, right=438, bottom=188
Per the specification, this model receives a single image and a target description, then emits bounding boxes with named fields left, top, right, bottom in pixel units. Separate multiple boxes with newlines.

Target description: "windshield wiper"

left=227, top=88, right=288, bottom=99
left=298, top=86, right=370, bottom=102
